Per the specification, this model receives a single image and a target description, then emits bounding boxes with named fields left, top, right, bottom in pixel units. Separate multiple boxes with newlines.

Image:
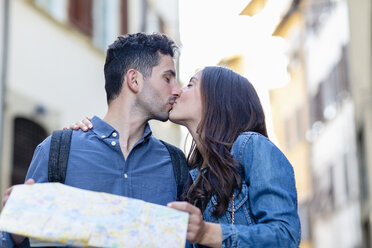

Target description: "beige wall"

left=8, top=1, right=108, bottom=122
left=0, top=0, right=107, bottom=197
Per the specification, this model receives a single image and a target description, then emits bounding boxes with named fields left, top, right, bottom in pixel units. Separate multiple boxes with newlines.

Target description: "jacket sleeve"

left=220, top=133, right=301, bottom=248
left=1, top=138, right=51, bottom=248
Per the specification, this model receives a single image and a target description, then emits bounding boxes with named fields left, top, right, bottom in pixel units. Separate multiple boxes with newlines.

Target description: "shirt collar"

left=189, top=167, right=200, bottom=182
left=90, top=115, right=153, bottom=140
left=143, top=123, right=152, bottom=139
left=90, top=116, right=115, bottom=139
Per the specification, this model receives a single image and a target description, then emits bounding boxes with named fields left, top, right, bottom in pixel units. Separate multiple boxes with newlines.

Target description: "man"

left=1, top=33, right=185, bottom=247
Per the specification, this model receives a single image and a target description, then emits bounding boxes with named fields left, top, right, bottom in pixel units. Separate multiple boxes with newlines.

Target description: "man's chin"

left=152, top=113, right=169, bottom=122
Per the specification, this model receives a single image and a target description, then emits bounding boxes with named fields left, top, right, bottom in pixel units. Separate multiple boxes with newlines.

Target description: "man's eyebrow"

left=163, top=70, right=176, bottom=77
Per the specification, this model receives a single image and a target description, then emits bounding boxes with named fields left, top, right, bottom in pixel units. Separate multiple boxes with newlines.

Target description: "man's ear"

left=126, top=69, right=140, bottom=93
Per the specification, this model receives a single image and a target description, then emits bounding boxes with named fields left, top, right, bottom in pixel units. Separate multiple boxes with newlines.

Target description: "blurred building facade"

left=302, top=0, right=361, bottom=247
left=237, top=0, right=369, bottom=247
left=347, top=0, right=372, bottom=247
left=0, top=0, right=181, bottom=202
left=269, top=0, right=372, bottom=247
left=269, top=1, right=312, bottom=247
left=225, top=0, right=312, bottom=247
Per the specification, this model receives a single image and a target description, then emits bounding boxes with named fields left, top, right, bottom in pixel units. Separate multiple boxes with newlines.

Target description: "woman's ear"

left=126, top=69, right=139, bottom=93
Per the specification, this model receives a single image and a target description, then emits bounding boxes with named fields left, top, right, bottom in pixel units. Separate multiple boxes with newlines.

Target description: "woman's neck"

left=187, top=125, right=202, bottom=151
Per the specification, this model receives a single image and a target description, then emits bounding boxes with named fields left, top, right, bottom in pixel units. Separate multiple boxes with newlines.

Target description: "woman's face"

left=169, top=70, right=203, bottom=129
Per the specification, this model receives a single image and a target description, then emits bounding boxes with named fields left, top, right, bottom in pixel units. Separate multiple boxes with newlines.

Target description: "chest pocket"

left=210, top=183, right=254, bottom=225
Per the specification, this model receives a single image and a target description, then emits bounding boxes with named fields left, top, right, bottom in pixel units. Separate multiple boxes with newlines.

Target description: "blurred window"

left=68, top=0, right=93, bottom=37
left=363, top=220, right=372, bottom=248
left=33, top=0, right=67, bottom=22
left=310, top=82, right=324, bottom=124
left=92, top=1, right=122, bottom=51
left=311, top=165, right=335, bottom=216
left=358, top=129, right=368, bottom=203
left=121, top=0, right=128, bottom=34
left=343, top=153, right=350, bottom=200
left=33, top=0, right=127, bottom=51
left=305, top=0, right=336, bottom=33
left=329, top=165, right=335, bottom=209
left=338, top=46, right=350, bottom=96
left=309, top=45, right=350, bottom=125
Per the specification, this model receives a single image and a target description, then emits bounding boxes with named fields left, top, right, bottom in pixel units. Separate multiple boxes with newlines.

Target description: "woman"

left=167, top=66, right=300, bottom=247
left=74, top=66, right=301, bottom=247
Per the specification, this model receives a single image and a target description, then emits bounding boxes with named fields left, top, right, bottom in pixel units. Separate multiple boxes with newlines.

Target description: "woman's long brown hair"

left=183, top=66, right=268, bottom=217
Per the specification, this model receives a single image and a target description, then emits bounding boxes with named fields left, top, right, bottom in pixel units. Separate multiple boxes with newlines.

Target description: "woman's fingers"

left=65, top=117, right=93, bottom=131
left=167, top=201, right=200, bottom=214
left=77, top=121, right=88, bottom=131
left=82, top=118, right=93, bottom=129
left=168, top=201, right=206, bottom=243
left=25, top=179, right=35, bottom=185
left=69, top=123, right=79, bottom=130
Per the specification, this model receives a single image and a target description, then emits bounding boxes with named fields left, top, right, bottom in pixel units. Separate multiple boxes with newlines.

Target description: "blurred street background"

left=0, top=0, right=371, bottom=247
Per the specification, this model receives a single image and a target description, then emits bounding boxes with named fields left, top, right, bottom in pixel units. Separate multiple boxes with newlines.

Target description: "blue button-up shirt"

left=2, top=116, right=178, bottom=248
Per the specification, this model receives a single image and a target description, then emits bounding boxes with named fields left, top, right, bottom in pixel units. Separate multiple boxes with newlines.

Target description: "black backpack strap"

left=48, top=129, right=73, bottom=183
left=160, top=140, right=189, bottom=200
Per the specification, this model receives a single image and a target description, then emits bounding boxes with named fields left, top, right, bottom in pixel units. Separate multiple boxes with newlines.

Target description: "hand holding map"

left=0, top=183, right=188, bottom=247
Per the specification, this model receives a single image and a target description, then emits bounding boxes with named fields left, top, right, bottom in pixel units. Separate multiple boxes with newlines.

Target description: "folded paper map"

left=0, top=183, right=188, bottom=247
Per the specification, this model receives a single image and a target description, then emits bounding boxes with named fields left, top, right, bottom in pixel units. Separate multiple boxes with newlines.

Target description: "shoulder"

left=232, top=131, right=290, bottom=167
left=34, top=135, right=52, bottom=156
left=233, top=132, right=294, bottom=184
left=26, top=135, right=53, bottom=182
left=36, top=129, right=87, bottom=156
left=234, top=131, right=271, bottom=144
left=70, top=129, right=94, bottom=141
left=232, top=132, right=273, bottom=157
left=68, top=129, right=101, bottom=150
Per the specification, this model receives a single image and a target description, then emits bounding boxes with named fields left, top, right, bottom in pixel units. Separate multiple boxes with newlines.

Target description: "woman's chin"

left=169, top=114, right=179, bottom=124
left=169, top=112, right=182, bottom=125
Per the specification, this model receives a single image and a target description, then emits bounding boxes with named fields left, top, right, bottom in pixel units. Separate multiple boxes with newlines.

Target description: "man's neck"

left=103, top=104, right=148, bottom=158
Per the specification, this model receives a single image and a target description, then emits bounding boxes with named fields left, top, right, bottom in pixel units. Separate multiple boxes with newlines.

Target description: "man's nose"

left=172, top=83, right=182, bottom=97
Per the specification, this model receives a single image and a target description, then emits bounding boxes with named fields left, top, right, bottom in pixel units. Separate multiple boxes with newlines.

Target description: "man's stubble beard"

left=135, top=97, right=169, bottom=122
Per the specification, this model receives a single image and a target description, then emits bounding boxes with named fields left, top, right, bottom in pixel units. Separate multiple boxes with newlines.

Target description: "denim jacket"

left=189, top=132, right=301, bottom=248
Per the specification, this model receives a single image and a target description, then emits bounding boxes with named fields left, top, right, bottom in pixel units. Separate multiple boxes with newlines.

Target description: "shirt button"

left=124, top=173, right=128, bottom=178
left=101, top=135, right=106, bottom=138
left=111, top=141, right=116, bottom=146
left=112, top=132, right=117, bottom=137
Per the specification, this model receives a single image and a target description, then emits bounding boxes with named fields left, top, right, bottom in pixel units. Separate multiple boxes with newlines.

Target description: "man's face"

left=136, top=54, right=180, bottom=122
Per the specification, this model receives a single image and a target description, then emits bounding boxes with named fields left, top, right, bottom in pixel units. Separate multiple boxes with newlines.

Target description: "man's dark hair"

left=104, top=33, right=178, bottom=104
